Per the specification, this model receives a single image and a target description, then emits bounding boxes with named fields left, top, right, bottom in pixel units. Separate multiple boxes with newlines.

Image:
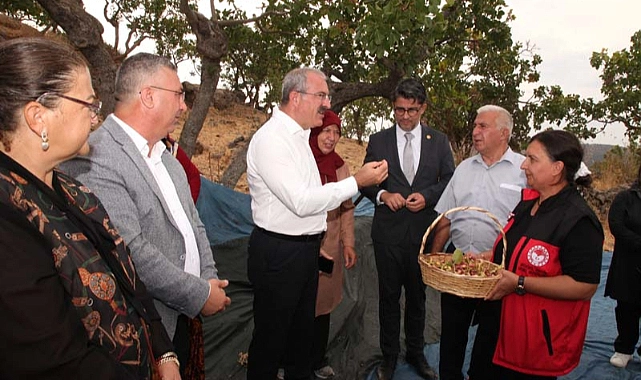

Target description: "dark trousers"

left=247, top=228, right=320, bottom=380
left=467, top=299, right=502, bottom=380
left=312, top=313, right=331, bottom=370
left=439, top=293, right=480, bottom=380
left=373, top=239, right=426, bottom=358
left=614, top=300, right=641, bottom=354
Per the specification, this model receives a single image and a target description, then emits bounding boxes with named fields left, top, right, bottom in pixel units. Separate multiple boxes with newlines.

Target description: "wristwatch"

left=515, top=276, right=526, bottom=295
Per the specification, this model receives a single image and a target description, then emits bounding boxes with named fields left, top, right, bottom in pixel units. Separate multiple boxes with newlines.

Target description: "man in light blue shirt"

left=430, top=105, right=526, bottom=380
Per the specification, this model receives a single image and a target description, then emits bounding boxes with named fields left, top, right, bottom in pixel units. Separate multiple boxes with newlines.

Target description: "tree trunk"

left=179, top=56, right=221, bottom=157
left=178, top=0, right=228, bottom=158
left=219, top=132, right=254, bottom=189
left=329, top=70, right=404, bottom=113
left=36, top=0, right=118, bottom=116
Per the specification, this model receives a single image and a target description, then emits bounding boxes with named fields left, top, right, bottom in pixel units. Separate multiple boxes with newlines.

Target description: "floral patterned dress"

left=0, top=152, right=171, bottom=379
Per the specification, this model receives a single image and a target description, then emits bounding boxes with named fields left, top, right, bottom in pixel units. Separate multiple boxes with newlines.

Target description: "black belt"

left=256, top=227, right=325, bottom=242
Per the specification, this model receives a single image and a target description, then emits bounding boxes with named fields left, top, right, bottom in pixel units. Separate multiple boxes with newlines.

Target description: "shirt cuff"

left=342, top=176, right=359, bottom=198
left=376, top=189, right=387, bottom=205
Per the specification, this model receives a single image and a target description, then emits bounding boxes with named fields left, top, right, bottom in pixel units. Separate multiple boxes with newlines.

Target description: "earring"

left=41, top=130, right=49, bottom=151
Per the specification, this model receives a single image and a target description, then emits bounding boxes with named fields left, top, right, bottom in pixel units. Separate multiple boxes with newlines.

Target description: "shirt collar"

left=111, top=114, right=166, bottom=159
left=395, top=123, right=421, bottom=141
left=274, top=107, right=311, bottom=139
left=472, top=147, right=521, bottom=168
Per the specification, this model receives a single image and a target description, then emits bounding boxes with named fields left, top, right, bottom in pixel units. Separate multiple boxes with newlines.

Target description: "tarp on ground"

left=195, top=177, right=375, bottom=246
left=195, top=178, right=254, bottom=246
left=370, top=252, right=641, bottom=380
left=200, top=217, right=382, bottom=380
left=196, top=177, right=641, bottom=379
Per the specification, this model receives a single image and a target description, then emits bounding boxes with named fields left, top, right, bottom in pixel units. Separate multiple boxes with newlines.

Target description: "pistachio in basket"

left=428, top=249, right=500, bottom=277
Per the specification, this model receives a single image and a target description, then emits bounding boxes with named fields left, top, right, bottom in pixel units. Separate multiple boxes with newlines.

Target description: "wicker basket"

left=418, top=206, right=507, bottom=298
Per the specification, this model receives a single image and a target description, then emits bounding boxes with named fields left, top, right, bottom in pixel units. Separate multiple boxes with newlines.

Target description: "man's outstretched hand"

left=355, top=160, right=388, bottom=188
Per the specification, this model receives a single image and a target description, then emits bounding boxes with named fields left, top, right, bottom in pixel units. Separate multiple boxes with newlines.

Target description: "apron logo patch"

left=527, top=245, right=549, bottom=267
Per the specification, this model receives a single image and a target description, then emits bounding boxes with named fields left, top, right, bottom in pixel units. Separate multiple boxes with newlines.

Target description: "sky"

left=86, top=0, right=641, bottom=145
left=505, top=0, right=641, bottom=145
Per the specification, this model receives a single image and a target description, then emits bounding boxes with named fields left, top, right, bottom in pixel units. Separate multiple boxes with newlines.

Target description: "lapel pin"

left=426, top=135, right=432, bottom=139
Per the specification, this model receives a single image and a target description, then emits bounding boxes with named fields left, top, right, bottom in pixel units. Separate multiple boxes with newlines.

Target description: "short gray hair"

left=115, top=53, right=176, bottom=102
left=477, top=104, right=513, bottom=140
left=280, top=67, right=326, bottom=105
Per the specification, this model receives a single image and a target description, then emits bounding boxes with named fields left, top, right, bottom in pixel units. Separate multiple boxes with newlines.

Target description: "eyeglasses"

left=297, top=91, right=332, bottom=102
left=394, top=107, right=421, bottom=117
left=149, top=85, right=186, bottom=101
left=37, top=92, right=102, bottom=118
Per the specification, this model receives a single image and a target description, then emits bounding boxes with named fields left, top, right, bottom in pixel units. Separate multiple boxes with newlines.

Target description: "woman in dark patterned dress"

left=0, top=38, right=180, bottom=379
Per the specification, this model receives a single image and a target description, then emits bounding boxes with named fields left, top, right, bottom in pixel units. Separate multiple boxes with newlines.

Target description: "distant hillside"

left=583, top=143, right=615, bottom=166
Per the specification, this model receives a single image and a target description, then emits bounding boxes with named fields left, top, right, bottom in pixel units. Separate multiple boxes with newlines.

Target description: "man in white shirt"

left=61, top=53, right=231, bottom=377
left=245, top=67, right=388, bottom=380
left=430, top=105, right=527, bottom=380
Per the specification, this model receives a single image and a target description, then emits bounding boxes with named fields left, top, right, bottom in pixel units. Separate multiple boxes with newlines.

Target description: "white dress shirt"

left=114, top=115, right=201, bottom=277
left=246, top=107, right=358, bottom=235
left=395, top=123, right=421, bottom=174
left=376, top=122, right=422, bottom=204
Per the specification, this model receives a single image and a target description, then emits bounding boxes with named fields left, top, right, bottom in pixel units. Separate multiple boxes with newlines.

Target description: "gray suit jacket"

left=60, top=115, right=218, bottom=338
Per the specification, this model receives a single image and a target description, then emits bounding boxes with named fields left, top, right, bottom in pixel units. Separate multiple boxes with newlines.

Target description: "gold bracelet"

left=157, top=351, right=177, bottom=361
left=157, top=352, right=180, bottom=368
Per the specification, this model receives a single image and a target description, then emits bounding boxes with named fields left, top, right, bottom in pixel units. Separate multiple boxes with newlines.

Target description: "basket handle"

left=419, top=206, right=507, bottom=268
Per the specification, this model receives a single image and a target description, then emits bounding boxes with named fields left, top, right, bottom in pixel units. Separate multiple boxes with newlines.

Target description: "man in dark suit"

left=362, top=78, right=455, bottom=380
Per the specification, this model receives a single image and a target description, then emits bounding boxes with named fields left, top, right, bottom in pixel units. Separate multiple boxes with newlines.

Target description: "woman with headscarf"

left=0, top=37, right=179, bottom=379
left=309, top=110, right=357, bottom=379
left=468, top=130, right=603, bottom=380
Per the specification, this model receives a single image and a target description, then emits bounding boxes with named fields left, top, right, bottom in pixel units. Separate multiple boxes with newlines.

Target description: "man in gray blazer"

left=61, top=53, right=230, bottom=375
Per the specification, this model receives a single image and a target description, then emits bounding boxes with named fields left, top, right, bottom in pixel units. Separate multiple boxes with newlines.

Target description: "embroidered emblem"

left=89, top=272, right=116, bottom=300
left=114, top=323, right=138, bottom=348
left=527, top=245, right=549, bottom=267
left=52, top=245, right=68, bottom=268
left=72, top=297, right=90, bottom=307
left=82, top=311, right=100, bottom=339
left=78, top=267, right=91, bottom=286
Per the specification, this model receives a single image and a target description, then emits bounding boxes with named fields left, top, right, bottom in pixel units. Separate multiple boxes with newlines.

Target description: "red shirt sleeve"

left=174, top=145, right=202, bottom=202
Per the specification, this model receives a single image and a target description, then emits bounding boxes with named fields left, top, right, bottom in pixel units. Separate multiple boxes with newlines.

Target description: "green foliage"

left=420, top=0, right=540, bottom=154
left=537, top=29, right=641, bottom=147
left=0, top=0, right=53, bottom=30
left=523, top=85, right=597, bottom=140
left=221, top=5, right=300, bottom=109
left=341, top=97, right=390, bottom=144
left=588, top=30, right=641, bottom=144
left=6, top=0, right=620, bottom=158
left=102, top=0, right=194, bottom=60
left=1, top=0, right=195, bottom=64
left=219, top=0, right=571, bottom=155
left=352, top=0, right=441, bottom=71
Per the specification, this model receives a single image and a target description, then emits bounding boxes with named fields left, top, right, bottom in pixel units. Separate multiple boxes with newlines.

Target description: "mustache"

left=319, top=106, right=329, bottom=113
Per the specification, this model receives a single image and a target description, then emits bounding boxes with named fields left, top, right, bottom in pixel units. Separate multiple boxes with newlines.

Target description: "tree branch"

left=216, top=10, right=286, bottom=27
